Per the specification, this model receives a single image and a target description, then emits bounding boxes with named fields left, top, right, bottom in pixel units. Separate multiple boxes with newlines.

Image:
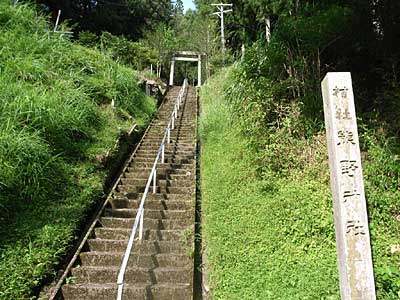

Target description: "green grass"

left=0, top=1, right=156, bottom=299
left=199, top=69, right=400, bottom=299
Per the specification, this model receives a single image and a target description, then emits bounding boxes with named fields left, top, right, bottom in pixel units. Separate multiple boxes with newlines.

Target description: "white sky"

left=182, top=0, right=196, bottom=12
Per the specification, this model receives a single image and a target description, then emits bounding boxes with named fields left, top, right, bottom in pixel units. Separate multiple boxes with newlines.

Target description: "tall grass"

left=0, top=1, right=156, bottom=299
left=200, top=69, right=339, bottom=300
left=200, top=67, right=400, bottom=299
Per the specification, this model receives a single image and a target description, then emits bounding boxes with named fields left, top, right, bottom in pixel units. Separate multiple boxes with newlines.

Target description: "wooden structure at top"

left=169, top=51, right=202, bottom=87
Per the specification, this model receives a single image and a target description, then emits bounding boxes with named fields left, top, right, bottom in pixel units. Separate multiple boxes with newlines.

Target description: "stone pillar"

left=321, top=72, right=376, bottom=300
left=169, top=58, right=175, bottom=86
left=197, top=55, right=202, bottom=87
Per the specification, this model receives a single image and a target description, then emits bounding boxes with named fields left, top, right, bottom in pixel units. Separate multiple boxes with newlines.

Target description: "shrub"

left=0, top=1, right=155, bottom=298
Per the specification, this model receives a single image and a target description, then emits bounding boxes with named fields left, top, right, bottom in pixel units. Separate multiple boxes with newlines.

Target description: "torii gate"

left=169, top=51, right=202, bottom=87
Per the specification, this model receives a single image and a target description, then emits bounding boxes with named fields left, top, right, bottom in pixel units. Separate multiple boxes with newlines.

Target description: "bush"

left=77, top=31, right=158, bottom=71
left=0, top=1, right=156, bottom=299
left=202, top=64, right=400, bottom=299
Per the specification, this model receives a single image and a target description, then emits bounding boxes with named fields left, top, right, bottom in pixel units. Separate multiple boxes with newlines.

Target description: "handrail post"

left=116, top=79, right=187, bottom=300
left=139, top=209, right=144, bottom=240
left=117, top=284, right=123, bottom=300
left=153, top=169, right=157, bottom=194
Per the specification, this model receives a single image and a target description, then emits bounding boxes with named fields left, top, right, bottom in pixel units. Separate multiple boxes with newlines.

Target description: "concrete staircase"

left=61, top=86, right=197, bottom=300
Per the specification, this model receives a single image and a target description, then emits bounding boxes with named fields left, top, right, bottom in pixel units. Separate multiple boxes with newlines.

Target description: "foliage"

left=201, top=0, right=400, bottom=298
left=99, top=32, right=157, bottom=70
left=220, top=0, right=400, bottom=131
left=34, top=0, right=172, bottom=40
left=200, top=69, right=339, bottom=299
left=358, top=124, right=400, bottom=298
left=142, top=23, right=177, bottom=78
left=201, top=66, right=400, bottom=299
left=0, top=1, right=155, bottom=299
left=216, top=4, right=400, bottom=296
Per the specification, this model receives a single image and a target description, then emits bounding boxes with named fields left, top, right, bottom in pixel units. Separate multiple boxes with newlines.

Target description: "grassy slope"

left=0, top=2, right=155, bottom=299
left=200, top=69, right=400, bottom=299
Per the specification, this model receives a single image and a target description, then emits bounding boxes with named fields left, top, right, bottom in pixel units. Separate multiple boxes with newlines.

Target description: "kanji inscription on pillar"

left=321, top=72, right=376, bottom=300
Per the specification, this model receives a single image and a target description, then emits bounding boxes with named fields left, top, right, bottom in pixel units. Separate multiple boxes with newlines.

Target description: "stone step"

left=135, top=147, right=195, bottom=153
left=127, top=162, right=195, bottom=170
left=134, top=150, right=195, bottom=157
left=149, top=126, right=195, bottom=131
left=142, top=137, right=195, bottom=142
left=150, top=119, right=194, bottom=123
left=100, top=217, right=192, bottom=230
left=122, top=171, right=194, bottom=180
left=144, top=133, right=194, bottom=138
left=62, top=283, right=192, bottom=300
left=136, top=146, right=195, bottom=153
left=110, top=198, right=193, bottom=210
left=146, top=128, right=195, bottom=134
left=145, top=135, right=195, bottom=140
left=135, top=146, right=196, bottom=159
left=130, top=157, right=194, bottom=165
left=107, top=208, right=193, bottom=220
left=131, top=157, right=194, bottom=165
left=87, top=239, right=190, bottom=253
left=141, top=136, right=195, bottom=142
left=59, top=87, right=196, bottom=300
left=139, top=140, right=195, bottom=145
left=146, top=133, right=194, bottom=138
left=137, top=146, right=195, bottom=153
left=112, top=192, right=195, bottom=202
left=80, top=252, right=191, bottom=268
left=149, top=127, right=195, bottom=132
left=120, top=178, right=194, bottom=188
left=155, top=115, right=194, bottom=119
left=125, top=168, right=194, bottom=177
left=71, top=266, right=193, bottom=284
left=94, top=228, right=187, bottom=241
left=129, top=185, right=195, bottom=195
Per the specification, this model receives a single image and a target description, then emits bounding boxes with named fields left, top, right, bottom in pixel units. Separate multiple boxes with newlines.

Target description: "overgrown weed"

left=200, top=65, right=400, bottom=299
left=0, top=1, right=155, bottom=299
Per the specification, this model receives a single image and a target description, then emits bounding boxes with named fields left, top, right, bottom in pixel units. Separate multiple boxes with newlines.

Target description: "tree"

left=177, top=9, right=220, bottom=78
left=143, top=24, right=177, bottom=79
left=175, top=0, right=184, bottom=15
left=35, top=0, right=173, bottom=40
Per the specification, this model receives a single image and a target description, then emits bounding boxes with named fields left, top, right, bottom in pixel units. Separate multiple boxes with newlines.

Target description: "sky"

left=182, top=0, right=196, bottom=12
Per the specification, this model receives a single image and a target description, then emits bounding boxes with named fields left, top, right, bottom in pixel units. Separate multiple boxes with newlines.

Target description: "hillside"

left=196, top=1, right=400, bottom=297
left=1, top=0, right=399, bottom=299
left=0, top=1, right=155, bottom=299
left=200, top=66, right=400, bottom=299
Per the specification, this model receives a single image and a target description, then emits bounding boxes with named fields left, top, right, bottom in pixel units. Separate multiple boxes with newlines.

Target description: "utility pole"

left=51, top=10, right=73, bottom=35
left=211, top=3, right=233, bottom=56
left=54, top=10, right=61, bottom=32
left=265, top=16, right=271, bottom=43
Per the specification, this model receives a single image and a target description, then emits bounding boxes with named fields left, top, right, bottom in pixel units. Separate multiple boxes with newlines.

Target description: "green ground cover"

left=0, top=2, right=155, bottom=299
left=199, top=69, right=400, bottom=299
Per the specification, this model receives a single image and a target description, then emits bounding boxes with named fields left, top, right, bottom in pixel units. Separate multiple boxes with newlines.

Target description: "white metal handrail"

left=117, top=79, right=188, bottom=300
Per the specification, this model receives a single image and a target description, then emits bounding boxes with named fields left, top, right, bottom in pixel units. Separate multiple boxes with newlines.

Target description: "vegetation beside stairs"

left=0, top=2, right=155, bottom=299
left=199, top=68, right=400, bottom=300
